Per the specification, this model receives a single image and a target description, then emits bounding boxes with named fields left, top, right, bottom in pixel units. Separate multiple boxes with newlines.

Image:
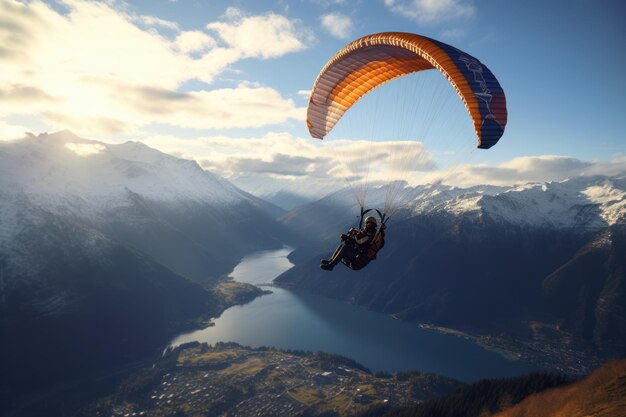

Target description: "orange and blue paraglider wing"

left=306, top=32, right=507, bottom=149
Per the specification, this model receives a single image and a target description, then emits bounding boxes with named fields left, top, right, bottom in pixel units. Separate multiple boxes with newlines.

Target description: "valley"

left=3, top=0, right=625, bottom=414
left=1, top=132, right=624, bottom=417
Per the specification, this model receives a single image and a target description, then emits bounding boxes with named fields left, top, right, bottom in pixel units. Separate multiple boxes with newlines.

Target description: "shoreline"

left=417, top=324, right=523, bottom=362
left=415, top=323, right=603, bottom=376
left=175, top=247, right=600, bottom=380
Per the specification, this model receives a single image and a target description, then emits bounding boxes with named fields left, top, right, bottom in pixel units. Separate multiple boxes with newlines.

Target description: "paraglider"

left=307, top=32, right=507, bottom=271
left=321, top=214, right=385, bottom=271
left=307, top=32, right=507, bottom=148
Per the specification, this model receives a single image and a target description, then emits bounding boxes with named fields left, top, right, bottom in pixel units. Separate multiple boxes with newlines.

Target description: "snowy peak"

left=408, top=184, right=504, bottom=216
left=0, top=131, right=291, bottom=284
left=0, top=131, right=262, bottom=246
left=298, top=176, right=625, bottom=231
left=581, top=178, right=626, bottom=225
left=0, top=131, right=247, bottom=210
left=478, top=178, right=625, bottom=228
left=405, top=177, right=625, bottom=229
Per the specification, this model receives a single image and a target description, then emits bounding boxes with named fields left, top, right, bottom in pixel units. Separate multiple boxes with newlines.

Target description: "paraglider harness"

left=341, top=208, right=388, bottom=271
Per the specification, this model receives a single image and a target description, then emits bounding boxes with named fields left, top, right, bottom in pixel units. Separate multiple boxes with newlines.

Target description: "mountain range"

left=276, top=176, right=626, bottom=364
left=1, top=131, right=624, bottom=415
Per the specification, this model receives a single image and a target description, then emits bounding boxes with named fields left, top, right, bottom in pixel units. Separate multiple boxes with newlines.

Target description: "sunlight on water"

left=170, top=247, right=539, bottom=382
left=228, top=246, right=293, bottom=285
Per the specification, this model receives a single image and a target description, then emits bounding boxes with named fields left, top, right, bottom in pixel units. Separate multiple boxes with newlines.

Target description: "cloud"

left=139, top=130, right=625, bottom=200
left=122, top=83, right=305, bottom=129
left=0, top=84, right=59, bottom=103
left=320, top=13, right=353, bottom=39
left=384, top=0, right=475, bottom=24
left=311, top=0, right=349, bottom=7
left=0, top=0, right=310, bottom=136
left=207, top=8, right=313, bottom=59
left=139, top=15, right=179, bottom=31
left=138, top=131, right=343, bottom=196
left=422, top=155, right=626, bottom=187
left=499, top=155, right=592, bottom=175
left=136, top=131, right=435, bottom=196
left=222, top=153, right=335, bottom=178
left=70, top=124, right=625, bottom=198
left=173, top=30, right=216, bottom=53
left=0, top=121, right=33, bottom=142
left=144, top=132, right=331, bottom=178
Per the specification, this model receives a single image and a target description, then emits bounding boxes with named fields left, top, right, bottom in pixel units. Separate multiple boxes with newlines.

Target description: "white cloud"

left=320, top=13, right=353, bottom=39
left=136, top=126, right=626, bottom=198
left=421, top=155, right=626, bottom=187
left=173, top=30, right=216, bottom=53
left=120, top=83, right=305, bottom=129
left=384, top=0, right=475, bottom=24
left=207, top=9, right=313, bottom=59
left=136, top=130, right=434, bottom=196
left=139, top=15, right=179, bottom=31
left=82, top=125, right=626, bottom=197
left=0, top=1, right=310, bottom=136
left=499, top=155, right=591, bottom=175
left=0, top=121, right=33, bottom=142
left=311, top=0, right=349, bottom=7
left=223, top=7, right=243, bottom=20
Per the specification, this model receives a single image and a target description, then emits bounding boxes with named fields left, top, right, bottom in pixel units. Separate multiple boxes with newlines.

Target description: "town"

left=417, top=323, right=604, bottom=376
left=82, top=342, right=460, bottom=417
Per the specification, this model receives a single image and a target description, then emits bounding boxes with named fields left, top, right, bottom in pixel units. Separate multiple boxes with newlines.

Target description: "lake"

left=171, top=247, right=539, bottom=382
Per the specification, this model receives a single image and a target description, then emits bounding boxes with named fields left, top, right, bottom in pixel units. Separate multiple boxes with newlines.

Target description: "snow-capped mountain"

left=281, top=176, right=625, bottom=251
left=0, top=131, right=262, bottom=238
left=0, top=131, right=288, bottom=282
left=277, top=175, right=626, bottom=360
left=407, top=177, right=625, bottom=229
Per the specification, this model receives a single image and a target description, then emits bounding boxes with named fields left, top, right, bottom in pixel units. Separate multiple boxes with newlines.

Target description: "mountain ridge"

left=0, top=131, right=291, bottom=281
left=275, top=175, right=626, bottom=369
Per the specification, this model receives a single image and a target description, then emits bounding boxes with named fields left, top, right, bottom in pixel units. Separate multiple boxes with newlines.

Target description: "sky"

left=1, top=0, right=625, bottom=197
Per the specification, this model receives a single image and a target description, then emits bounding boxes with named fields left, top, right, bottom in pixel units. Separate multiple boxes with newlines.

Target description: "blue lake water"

left=171, top=247, right=539, bottom=382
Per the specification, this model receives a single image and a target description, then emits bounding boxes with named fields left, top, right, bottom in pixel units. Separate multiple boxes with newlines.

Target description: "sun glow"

left=65, top=142, right=106, bottom=156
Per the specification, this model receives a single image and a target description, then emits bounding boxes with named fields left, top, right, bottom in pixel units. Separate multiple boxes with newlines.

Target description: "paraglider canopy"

left=307, top=32, right=507, bottom=149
